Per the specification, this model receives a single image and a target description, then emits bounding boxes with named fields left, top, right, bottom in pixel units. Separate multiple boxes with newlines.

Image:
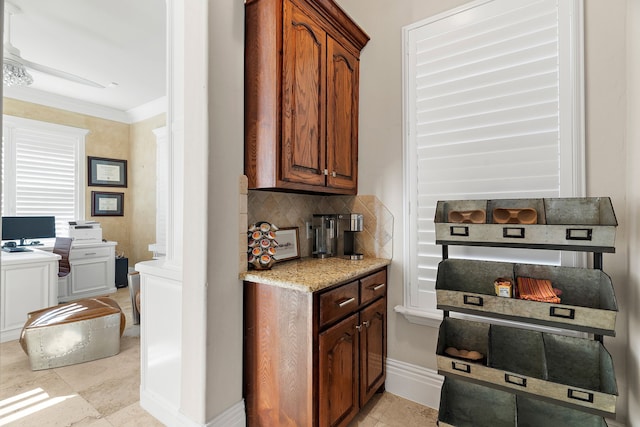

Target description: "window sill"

left=394, top=305, right=442, bottom=328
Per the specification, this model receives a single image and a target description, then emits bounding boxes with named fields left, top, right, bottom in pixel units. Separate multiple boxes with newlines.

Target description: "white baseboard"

left=141, top=390, right=199, bottom=427
left=141, top=391, right=246, bottom=427
left=206, top=400, right=246, bottom=427
left=385, top=358, right=443, bottom=409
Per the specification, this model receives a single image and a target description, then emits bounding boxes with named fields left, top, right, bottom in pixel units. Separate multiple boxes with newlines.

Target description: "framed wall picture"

left=88, top=156, right=128, bottom=187
left=273, top=227, right=300, bottom=261
left=91, top=191, right=124, bottom=216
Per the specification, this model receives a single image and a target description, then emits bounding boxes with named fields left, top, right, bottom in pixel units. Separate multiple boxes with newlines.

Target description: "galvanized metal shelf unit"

left=434, top=197, right=619, bottom=426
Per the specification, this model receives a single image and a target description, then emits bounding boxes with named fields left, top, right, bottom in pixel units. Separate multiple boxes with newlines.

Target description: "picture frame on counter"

left=91, top=191, right=124, bottom=216
left=88, top=156, right=128, bottom=187
left=274, top=227, right=300, bottom=261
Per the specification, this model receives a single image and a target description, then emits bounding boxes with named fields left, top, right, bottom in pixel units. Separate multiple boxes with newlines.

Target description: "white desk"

left=58, top=241, right=117, bottom=302
left=1, top=249, right=60, bottom=343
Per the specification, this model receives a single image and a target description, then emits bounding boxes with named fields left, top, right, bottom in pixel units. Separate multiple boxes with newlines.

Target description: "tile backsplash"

left=246, top=189, right=394, bottom=260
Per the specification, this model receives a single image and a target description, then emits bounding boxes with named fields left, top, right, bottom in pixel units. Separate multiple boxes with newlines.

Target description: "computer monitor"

left=2, top=216, right=56, bottom=246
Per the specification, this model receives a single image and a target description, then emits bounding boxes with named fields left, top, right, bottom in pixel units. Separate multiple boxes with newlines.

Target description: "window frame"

left=397, top=0, right=585, bottom=326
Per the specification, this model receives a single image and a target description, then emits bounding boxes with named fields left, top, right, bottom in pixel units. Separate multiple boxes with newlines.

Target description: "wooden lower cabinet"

left=359, top=298, right=386, bottom=406
left=319, top=313, right=359, bottom=427
left=244, top=268, right=387, bottom=427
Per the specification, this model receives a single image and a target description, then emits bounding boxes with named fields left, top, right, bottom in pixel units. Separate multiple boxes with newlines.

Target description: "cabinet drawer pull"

left=84, top=252, right=97, bottom=256
left=369, top=283, right=386, bottom=291
left=566, top=228, right=593, bottom=241
left=550, top=306, right=575, bottom=319
left=450, top=226, right=469, bottom=237
left=337, top=297, right=355, bottom=308
left=568, top=388, right=594, bottom=403
left=451, top=361, right=471, bottom=373
left=504, top=373, right=527, bottom=387
left=463, top=295, right=483, bottom=307
left=503, top=227, right=525, bottom=238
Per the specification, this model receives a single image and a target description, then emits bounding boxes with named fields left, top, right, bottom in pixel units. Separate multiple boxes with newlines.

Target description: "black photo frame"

left=88, top=156, right=128, bottom=187
left=91, top=191, right=124, bottom=216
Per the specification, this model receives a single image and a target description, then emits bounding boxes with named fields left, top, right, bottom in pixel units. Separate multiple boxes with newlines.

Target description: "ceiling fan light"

left=3, top=60, right=34, bottom=87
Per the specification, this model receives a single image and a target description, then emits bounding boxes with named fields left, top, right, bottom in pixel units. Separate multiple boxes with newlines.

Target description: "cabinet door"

left=319, top=312, right=359, bottom=427
left=1, top=262, right=55, bottom=337
left=281, top=1, right=327, bottom=187
left=359, top=297, right=386, bottom=406
left=71, top=258, right=109, bottom=294
left=326, top=37, right=359, bottom=192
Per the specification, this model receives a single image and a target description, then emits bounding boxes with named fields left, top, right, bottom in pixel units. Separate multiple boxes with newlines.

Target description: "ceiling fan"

left=3, top=2, right=105, bottom=88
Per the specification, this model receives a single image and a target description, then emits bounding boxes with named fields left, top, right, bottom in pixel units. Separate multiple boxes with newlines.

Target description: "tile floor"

left=0, top=288, right=438, bottom=426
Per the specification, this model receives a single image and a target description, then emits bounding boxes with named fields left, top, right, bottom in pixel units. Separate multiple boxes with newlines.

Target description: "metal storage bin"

left=436, top=259, right=618, bottom=336
left=438, top=378, right=516, bottom=427
left=436, top=317, right=490, bottom=376
left=516, top=396, right=608, bottom=427
left=438, top=379, right=609, bottom=427
left=434, top=197, right=617, bottom=252
left=542, top=333, right=618, bottom=415
left=437, top=318, right=618, bottom=416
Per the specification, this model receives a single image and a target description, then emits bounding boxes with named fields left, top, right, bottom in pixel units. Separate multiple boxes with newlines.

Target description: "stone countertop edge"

left=239, top=257, right=392, bottom=292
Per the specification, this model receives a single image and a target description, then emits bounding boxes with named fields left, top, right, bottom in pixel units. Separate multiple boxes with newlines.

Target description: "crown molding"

left=126, top=96, right=167, bottom=123
left=3, top=86, right=166, bottom=124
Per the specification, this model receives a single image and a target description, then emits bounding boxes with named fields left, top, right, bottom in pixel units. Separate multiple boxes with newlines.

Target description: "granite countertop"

left=240, top=257, right=391, bottom=292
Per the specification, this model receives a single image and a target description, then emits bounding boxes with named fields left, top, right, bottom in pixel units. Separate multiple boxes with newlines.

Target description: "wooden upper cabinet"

left=326, top=37, right=359, bottom=191
left=245, top=0, right=369, bottom=194
left=281, top=3, right=327, bottom=187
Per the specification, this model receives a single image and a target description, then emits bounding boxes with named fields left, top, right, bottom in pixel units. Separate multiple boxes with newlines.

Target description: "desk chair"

left=53, top=237, right=73, bottom=295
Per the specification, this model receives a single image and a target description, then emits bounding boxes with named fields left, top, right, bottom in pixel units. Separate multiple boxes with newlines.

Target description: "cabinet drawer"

left=69, top=246, right=112, bottom=261
left=319, top=281, right=359, bottom=328
left=360, top=269, right=387, bottom=305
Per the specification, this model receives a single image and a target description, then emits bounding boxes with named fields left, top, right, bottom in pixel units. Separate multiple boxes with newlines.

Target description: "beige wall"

left=206, top=0, right=246, bottom=419
left=3, top=98, right=165, bottom=266
left=627, top=1, right=640, bottom=425
left=130, top=114, right=165, bottom=264
left=584, top=1, right=630, bottom=423
left=335, top=0, right=636, bottom=423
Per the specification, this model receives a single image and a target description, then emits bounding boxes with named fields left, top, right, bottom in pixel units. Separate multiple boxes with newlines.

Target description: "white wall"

left=336, top=0, right=635, bottom=423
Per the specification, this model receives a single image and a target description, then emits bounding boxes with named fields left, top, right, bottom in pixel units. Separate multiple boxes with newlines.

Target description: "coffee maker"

left=338, top=213, right=364, bottom=260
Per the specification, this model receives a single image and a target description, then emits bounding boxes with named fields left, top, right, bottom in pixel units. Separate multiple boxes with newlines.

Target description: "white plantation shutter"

left=401, top=0, right=584, bottom=318
left=2, top=116, right=87, bottom=236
